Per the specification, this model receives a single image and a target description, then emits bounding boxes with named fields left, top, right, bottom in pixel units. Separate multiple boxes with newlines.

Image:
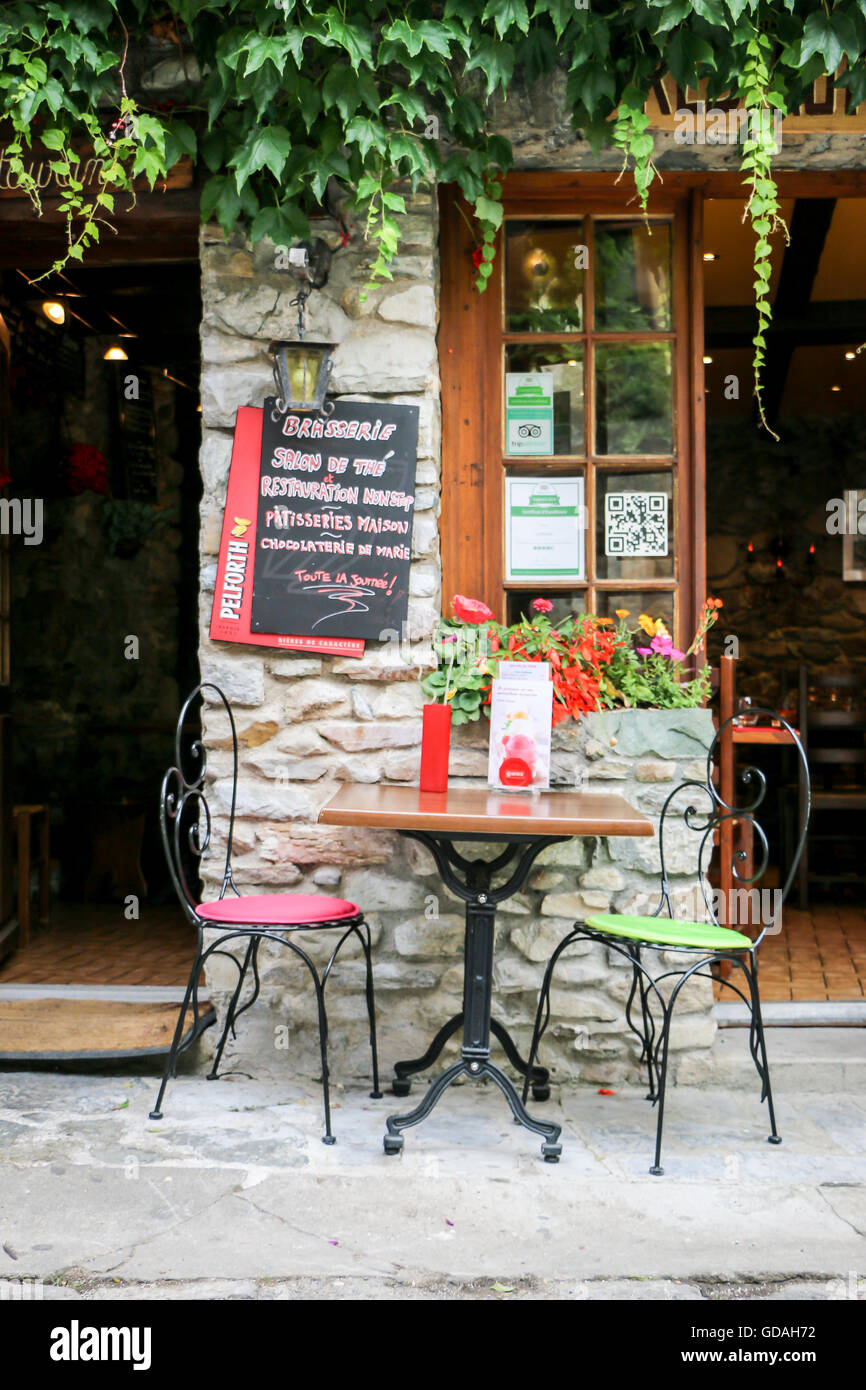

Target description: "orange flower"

left=638, top=614, right=658, bottom=637
left=615, top=608, right=630, bottom=619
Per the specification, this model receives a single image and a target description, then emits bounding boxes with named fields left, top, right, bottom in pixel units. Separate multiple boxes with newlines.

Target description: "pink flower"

left=532, top=597, right=554, bottom=614
left=639, top=633, right=686, bottom=661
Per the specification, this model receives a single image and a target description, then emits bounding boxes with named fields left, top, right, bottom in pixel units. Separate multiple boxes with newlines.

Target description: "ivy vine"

left=1, top=1, right=865, bottom=427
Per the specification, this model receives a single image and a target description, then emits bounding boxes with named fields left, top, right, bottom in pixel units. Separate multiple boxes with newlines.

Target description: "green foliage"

left=422, top=619, right=496, bottom=724
left=0, top=2, right=862, bottom=413
left=602, top=605, right=720, bottom=711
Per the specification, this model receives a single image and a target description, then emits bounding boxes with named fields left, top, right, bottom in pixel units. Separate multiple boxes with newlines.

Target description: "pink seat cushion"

left=196, top=894, right=360, bottom=926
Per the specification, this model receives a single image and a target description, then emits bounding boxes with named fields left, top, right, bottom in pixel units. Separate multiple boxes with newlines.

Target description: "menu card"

left=487, top=662, right=553, bottom=790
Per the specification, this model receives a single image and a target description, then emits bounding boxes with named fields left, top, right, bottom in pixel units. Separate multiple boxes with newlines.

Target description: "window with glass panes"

left=439, top=181, right=703, bottom=653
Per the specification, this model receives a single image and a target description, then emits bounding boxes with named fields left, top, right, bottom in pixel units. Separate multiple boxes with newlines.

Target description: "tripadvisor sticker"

left=506, top=372, right=554, bottom=455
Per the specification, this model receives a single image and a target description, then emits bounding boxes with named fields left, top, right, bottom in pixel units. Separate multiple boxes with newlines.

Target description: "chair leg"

left=649, top=998, right=674, bottom=1177
left=230, top=938, right=262, bottom=1029
left=521, top=928, right=580, bottom=1106
left=742, top=954, right=781, bottom=1145
left=208, top=938, right=255, bottom=1081
left=149, top=953, right=202, bottom=1120
left=360, top=923, right=382, bottom=1099
left=312, top=976, right=335, bottom=1145
left=626, top=948, right=658, bottom=1100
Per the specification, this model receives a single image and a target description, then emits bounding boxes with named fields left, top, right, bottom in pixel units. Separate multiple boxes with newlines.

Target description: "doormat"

left=0, top=997, right=215, bottom=1060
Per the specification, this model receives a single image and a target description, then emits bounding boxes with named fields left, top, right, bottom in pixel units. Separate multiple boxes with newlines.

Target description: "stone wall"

left=706, top=415, right=866, bottom=705
left=197, top=193, right=717, bottom=1087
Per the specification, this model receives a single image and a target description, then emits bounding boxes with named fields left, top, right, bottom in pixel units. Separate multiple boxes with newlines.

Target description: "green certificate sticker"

left=506, top=372, right=554, bottom=455
left=505, top=476, right=585, bottom=581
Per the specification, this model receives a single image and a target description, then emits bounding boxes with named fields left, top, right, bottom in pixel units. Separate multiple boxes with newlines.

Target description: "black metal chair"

left=149, top=682, right=381, bottom=1143
left=522, top=710, right=811, bottom=1175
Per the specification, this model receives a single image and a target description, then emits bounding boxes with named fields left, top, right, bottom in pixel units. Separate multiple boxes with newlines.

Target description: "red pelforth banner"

left=208, top=406, right=365, bottom=658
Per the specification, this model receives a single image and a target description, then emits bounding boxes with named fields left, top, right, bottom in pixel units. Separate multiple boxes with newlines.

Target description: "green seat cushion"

left=584, top=913, right=753, bottom=952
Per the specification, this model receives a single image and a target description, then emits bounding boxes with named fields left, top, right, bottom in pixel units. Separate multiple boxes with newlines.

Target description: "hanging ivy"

left=2, top=1, right=865, bottom=428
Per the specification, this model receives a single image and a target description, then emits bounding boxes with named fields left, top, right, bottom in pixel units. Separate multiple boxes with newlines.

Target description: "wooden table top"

left=318, top=783, right=654, bottom=839
left=731, top=725, right=798, bottom=745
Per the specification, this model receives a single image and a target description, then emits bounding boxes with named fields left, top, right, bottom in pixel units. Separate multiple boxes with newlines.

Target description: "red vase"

left=419, top=703, right=452, bottom=793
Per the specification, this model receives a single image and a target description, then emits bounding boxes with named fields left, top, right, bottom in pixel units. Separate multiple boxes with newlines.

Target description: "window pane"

left=505, top=345, right=584, bottom=455
left=505, top=220, right=585, bottom=332
left=506, top=590, right=587, bottom=627
left=595, top=344, right=673, bottom=455
left=596, top=469, right=674, bottom=580
left=594, top=220, right=673, bottom=331
left=592, top=590, right=675, bottom=633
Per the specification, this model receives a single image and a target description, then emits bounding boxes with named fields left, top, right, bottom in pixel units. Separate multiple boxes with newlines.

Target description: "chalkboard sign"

left=249, top=397, right=419, bottom=641
left=114, top=367, right=159, bottom=502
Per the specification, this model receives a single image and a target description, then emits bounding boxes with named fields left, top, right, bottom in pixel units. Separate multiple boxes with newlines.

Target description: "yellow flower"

left=615, top=608, right=630, bottom=619
left=655, top=620, right=671, bottom=639
left=638, top=613, right=657, bottom=637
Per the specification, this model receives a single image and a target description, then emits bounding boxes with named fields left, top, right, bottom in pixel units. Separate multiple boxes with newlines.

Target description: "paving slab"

left=0, top=1069, right=864, bottom=1297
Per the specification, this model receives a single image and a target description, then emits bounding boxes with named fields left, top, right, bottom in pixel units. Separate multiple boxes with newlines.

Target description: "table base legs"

left=386, top=830, right=569, bottom=1162
left=384, top=1057, right=562, bottom=1162
left=391, top=1012, right=550, bottom=1102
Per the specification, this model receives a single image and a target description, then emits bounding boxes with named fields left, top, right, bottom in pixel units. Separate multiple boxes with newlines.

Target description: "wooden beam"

left=706, top=299, right=866, bottom=348
left=502, top=170, right=866, bottom=200
left=760, top=198, right=835, bottom=423
left=0, top=189, right=201, bottom=267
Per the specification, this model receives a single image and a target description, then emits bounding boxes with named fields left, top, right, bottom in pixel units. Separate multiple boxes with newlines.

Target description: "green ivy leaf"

left=465, top=37, right=515, bottom=96
left=345, top=115, right=387, bottom=161
left=798, top=12, right=848, bottom=74
left=691, top=0, right=726, bottom=26
left=652, top=0, right=694, bottom=36
left=229, top=126, right=292, bottom=192
left=250, top=202, right=309, bottom=244
left=531, top=0, right=577, bottom=41
left=474, top=194, right=503, bottom=227
left=482, top=0, right=530, bottom=37
left=322, top=64, right=362, bottom=123
left=573, top=63, right=615, bottom=117
left=665, top=29, right=716, bottom=87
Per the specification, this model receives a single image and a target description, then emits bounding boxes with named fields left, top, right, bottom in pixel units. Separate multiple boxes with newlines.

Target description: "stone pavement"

left=1, top=1064, right=865, bottom=1301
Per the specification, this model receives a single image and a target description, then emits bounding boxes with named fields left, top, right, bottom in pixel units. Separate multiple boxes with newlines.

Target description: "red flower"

left=532, top=597, right=553, bottom=614
left=471, top=246, right=484, bottom=269
left=452, top=594, right=496, bottom=625
left=66, top=443, right=109, bottom=495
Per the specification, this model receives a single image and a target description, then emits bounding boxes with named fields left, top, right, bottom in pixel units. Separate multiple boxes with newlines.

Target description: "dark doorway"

left=0, top=257, right=202, bottom=1010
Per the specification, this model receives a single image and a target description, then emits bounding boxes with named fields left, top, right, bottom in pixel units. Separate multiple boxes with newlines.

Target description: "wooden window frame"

left=439, top=173, right=705, bottom=650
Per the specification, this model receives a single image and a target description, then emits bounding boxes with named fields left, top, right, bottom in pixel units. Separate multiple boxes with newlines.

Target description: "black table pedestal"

left=383, top=830, right=567, bottom=1162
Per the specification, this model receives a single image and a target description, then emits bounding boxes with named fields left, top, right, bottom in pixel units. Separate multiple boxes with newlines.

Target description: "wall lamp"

left=270, top=238, right=336, bottom=415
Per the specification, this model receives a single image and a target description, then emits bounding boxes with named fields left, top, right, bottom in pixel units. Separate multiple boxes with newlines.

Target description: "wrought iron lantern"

left=269, top=236, right=336, bottom=415
left=269, top=338, right=334, bottom=414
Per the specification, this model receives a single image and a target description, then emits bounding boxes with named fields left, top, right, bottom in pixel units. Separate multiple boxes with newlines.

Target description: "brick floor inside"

left=0, top=902, right=197, bottom=987
left=0, top=900, right=863, bottom=1003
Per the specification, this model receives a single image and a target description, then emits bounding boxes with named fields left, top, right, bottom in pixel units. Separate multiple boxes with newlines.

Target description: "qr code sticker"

left=604, top=492, right=669, bottom=557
